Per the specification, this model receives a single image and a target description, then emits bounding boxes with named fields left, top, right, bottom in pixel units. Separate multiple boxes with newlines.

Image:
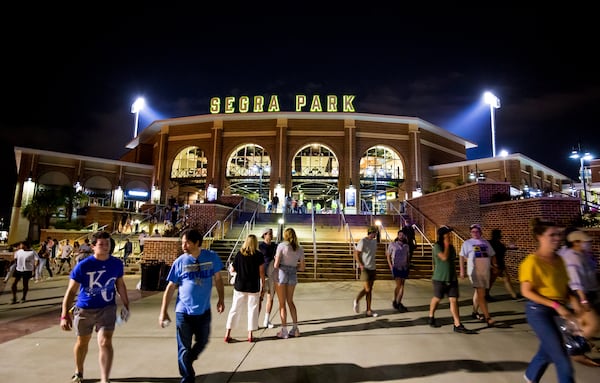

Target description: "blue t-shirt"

left=71, top=255, right=124, bottom=309
left=167, top=249, right=223, bottom=315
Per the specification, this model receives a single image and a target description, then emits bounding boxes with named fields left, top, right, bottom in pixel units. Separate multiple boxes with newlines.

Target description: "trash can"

left=141, top=261, right=168, bottom=291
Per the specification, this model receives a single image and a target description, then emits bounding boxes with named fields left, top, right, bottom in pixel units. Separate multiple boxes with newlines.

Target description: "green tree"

left=21, top=189, right=61, bottom=239
left=58, top=185, right=88, bottom=222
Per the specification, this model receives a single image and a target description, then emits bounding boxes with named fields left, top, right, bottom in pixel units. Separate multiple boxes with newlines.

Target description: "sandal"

left=472, top=311, right=484, bottom=321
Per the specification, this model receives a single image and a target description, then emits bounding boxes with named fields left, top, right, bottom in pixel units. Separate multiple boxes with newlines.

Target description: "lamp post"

left=569, top=143, right=593, bottom=213
left=483, top=91, right=501, bottom=157
left=131, top=97, right=145, bottom=138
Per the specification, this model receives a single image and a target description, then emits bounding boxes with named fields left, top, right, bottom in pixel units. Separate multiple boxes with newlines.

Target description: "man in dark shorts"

left=428, top=226, right=475, bottom=334
left=353, top=226, right=379, bottom=317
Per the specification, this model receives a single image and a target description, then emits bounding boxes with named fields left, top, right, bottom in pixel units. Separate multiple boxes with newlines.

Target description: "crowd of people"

left=3, top=217, right=599, bottom=383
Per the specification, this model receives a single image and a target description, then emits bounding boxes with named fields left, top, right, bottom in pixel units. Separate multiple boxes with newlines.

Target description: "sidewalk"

left=1, top=274, right=598, bottom=382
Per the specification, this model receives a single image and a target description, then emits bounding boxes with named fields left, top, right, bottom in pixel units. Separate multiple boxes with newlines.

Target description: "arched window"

left=171, top=146, right=208, bottom=179
left=359, top=146, right=403, bottom=179
left=226, top=144, right=271, bottom=177
left=291, top=144, right=339, bottom=177
left=359, top=146, right=404, bottom=214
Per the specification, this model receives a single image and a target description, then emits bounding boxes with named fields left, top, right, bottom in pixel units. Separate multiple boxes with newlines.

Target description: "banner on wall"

left=207, top=185, right=218, bottom=202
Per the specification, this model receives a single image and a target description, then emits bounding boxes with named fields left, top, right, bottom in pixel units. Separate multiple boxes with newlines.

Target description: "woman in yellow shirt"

left=519, top=218, right=580, bottom=383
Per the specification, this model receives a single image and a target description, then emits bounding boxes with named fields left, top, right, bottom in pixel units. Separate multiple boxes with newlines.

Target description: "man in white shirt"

left=138, top=230, right=148, bottom=253
left=57, top=239, right=74, bottom=274
left=459, top=224, right=499, bottom=327
left=11, top=241, right=39, bottom=303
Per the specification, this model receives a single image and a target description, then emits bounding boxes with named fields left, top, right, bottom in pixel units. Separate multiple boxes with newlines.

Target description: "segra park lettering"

left=209, top=94, right=356, bottom=114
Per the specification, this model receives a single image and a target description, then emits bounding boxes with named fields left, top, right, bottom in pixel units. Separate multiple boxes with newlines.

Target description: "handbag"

left=555, top=316, right=591, bottom=356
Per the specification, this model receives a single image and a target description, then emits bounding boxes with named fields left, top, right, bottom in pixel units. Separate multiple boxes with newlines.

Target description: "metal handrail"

left=202, top=220, right=222, bottom=250
left=412, top=223, right=433, bottom=252
left=340, top=210, right=358, bottom=279
left=402, top=200, right=465, bottom=257
left=360, top=199, right=373, bottom=225
left=311, top=207, right=317, bottom=279
left=221, top=199, right=245, bottom=237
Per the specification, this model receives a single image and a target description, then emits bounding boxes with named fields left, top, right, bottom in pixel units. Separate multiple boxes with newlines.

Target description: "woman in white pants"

left=224, top=234, right=265, bottom=342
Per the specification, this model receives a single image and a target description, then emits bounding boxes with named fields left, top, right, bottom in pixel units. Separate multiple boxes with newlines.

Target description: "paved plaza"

left=1, top=274, right=598, bottom=382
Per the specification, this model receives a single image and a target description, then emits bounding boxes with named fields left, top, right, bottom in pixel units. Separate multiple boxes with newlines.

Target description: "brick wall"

left=408, top=182, right=599, bottom=280
left=142, top=237, right=181, bottom=264
left=140, top=198, right=245, bottom=264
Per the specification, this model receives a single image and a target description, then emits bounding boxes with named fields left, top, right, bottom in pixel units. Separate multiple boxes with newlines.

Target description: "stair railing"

left=402, top=201, right=437, bottom=253
left=340, top=210, right=359, bottom=279
left=386, top=200, right=404, bottom=226
left=202, top=220, right=222, bottom=250
left=411, top=223, right=433, bottom=255
left=221, top=199, right=245, bottom=238
left=311, top=207, right=317, bottom=279
left=360, top=199, right=373, bottom=225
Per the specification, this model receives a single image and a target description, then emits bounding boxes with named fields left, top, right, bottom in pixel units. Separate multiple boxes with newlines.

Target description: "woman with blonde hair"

left=224, top=234, right=265, bottom=343
left=274, top=227, right=305, bottom=339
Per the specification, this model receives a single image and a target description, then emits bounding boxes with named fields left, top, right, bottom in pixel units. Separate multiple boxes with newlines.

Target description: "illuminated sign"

left=209, top=94, right=356, bottom=114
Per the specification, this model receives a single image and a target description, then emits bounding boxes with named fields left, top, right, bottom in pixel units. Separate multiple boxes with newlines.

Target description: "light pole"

left=131, top=97, right=145, bottom=138
left=569, top=143, right=593, bottom=213
left=483, top=91, right=501, bottom=157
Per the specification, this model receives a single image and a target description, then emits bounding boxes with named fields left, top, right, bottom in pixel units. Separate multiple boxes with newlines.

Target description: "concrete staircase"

left=210, top=213, right=434, bottom=282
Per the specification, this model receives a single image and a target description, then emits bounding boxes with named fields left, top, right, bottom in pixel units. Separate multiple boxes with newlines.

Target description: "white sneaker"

left=289, top=326, right=300, bottom=337
left=263, top=316, right=269, bottom=328
left=267, top=321, right=274, bottom=329
left=353, top=299, right=360, bottom=314
left=277, top=328, right=289, bottom=339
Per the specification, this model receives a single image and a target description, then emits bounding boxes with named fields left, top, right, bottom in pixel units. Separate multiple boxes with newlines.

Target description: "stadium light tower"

left=131, top=97, right=146, bottom=138
left=569, top=143, right=594, bottom=213
left=483, top=91, right=501, bottom=157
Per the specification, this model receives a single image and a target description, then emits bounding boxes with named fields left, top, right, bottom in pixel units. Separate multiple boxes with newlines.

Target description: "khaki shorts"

left=359, top=268, right=377, bottom=282
left=73, top=305, right=117, bottom=336
left=264, top=261, right=276, bottom=295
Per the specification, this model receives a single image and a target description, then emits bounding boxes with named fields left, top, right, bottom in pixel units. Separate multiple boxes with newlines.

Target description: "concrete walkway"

left=1, top=274, right=598, bottom=382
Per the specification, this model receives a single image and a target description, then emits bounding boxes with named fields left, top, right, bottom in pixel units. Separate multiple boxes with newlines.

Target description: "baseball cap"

left=469, top=224, right=482, bottom=231
left=567, top=231, right=591, bottom=243
left=437, top=225, right=453, bottom=238
left=261, top=228, right=273, bottom=238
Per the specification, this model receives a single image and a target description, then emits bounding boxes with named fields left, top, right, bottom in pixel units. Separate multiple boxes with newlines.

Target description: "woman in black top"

left=224, top=234, right=266, bottom=342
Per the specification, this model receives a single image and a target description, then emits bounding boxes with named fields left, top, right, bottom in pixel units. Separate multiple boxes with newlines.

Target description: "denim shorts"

left=277, top=264, right=298, bottom=285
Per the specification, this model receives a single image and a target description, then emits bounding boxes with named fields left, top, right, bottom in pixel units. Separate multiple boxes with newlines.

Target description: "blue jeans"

left=524, top=301, right=574, bottom=383
left=176, top=310, right=211, bottom=383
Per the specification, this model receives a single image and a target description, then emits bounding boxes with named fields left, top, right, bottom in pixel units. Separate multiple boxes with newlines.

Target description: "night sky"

left=2, top=7, right=598, bottom=223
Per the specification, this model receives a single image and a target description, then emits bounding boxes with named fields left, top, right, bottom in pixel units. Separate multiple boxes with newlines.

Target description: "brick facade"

left=407, top=182, right=598, bottom=279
